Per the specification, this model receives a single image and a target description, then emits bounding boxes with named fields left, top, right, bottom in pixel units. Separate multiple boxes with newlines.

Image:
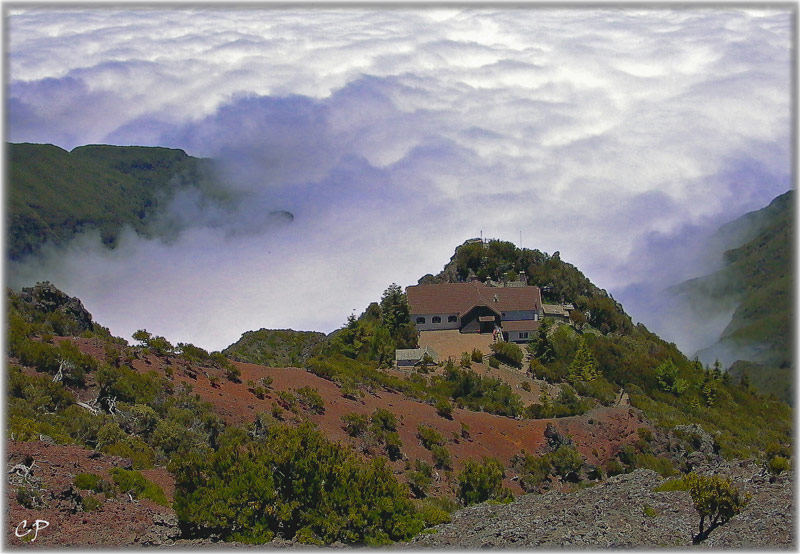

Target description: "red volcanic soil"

left=5, top=440, right=174, bottom=548
left=7, top=336, right=651, bottom=547
left=55, top=337, right=648, bottom=495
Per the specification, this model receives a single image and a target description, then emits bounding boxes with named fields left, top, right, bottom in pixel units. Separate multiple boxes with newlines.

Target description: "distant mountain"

left=7, top=142, right=232, bottom=260
left=668, top=190, right=793, bottom=402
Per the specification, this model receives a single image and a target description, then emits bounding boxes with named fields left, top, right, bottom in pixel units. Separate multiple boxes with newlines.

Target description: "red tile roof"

left=501, top=319, right=541, bottom=332
left=406, top=282, right=542, bottom=316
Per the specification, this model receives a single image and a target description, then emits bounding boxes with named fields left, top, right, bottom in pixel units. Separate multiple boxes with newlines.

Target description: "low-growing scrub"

left=110, top=468, right=168, bottom=506
left=457, top=457, right=513, bottom=506
left=171, top=423, right=425, bottom=544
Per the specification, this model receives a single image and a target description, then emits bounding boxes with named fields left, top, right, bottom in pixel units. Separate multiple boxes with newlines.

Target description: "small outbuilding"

left=395, top=346, right=438, bottom=368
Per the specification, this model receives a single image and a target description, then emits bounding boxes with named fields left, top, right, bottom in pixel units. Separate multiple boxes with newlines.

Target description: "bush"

left=82, top=495, right=102, bottom=512
left=431, top=444, right=452, bottom=470
left=417, top=425, right=445, bottom=450
left=457, top=457, right=512, bottom=506
left=74, top=473, right=105, bottom=492
left=110, top=468, right=168, bottom=506
left=511, top=451, right=551, bottom=491
left=684, top=472, right=750, bottom=542
left=171, top=424, right=425, bottom=544
left=417, top=498, right=452, bottom=526
left=654, top=476, right=689, bottom=492
left=342, top=413, right=369, bottom=437
left=767, top=456, right=791, bottom=475
left=295, top=386, right=325, bottom=414
left=460, top=352, right=471, bottom=369
left=488, top=357, right=500, bottom=369
left=408, top=459, right=433, bottom=498
left=371, top=408, right=398, bottom=432
left=225, top=364, right=242, bottom=383
left=548, top=445, right=583, bottom=478
left=470, top=348, right=483, bottom=363
left=435, top=399, right=453, bottom=419
left=490, top=342, right=524, bottom=367
left=384, top=431, right=404, bottom=461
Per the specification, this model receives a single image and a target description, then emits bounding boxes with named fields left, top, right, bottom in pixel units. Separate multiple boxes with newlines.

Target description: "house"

left=542, top=303, right=576, bottom=321
left=406, top=281, right=543, bottom=343
left=395, top=346, right=438, bottom=367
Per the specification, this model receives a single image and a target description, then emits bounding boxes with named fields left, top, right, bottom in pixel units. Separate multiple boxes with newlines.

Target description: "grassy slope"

left=7, top=142, right=219, bottom=260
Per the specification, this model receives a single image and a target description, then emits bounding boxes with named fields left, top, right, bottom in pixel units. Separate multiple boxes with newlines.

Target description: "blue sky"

left=6, top=7, right=794, bottom=353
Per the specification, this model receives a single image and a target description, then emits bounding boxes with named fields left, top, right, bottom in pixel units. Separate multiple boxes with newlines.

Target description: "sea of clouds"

left=7, top=7, right=793, bottom=353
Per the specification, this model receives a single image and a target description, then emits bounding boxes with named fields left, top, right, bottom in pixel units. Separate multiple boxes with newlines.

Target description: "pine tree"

left=568, top=338, right=599, bottom=383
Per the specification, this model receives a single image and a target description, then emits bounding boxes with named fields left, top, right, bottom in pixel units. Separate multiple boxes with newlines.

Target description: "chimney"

left=519, top=271, right=528, bottom=285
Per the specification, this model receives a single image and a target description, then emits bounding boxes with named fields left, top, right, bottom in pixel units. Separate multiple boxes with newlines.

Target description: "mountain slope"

left=7, top=142, right=227, bottom=260
left=667, top=190, right=793, bottom=402
left=222, top=328, right=328, bottom=368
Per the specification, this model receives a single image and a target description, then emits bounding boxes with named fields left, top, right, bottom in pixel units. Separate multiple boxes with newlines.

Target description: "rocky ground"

left=408, top=459, right=794, bottom=549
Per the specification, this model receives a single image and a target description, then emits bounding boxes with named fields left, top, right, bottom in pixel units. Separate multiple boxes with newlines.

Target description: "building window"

left=448, top=315, right=457, bottom=323
left=432, top=316, right=442, bottom=323
left=416, top=317, right=426, bottom=324
left=520, top=332, right=529, bottom=339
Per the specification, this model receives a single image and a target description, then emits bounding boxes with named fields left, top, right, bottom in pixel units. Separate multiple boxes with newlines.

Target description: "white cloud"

left=6, top=7, right=793, bottom=353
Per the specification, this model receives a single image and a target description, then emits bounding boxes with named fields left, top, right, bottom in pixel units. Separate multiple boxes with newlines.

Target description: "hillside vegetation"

left=669, top=190, right=793, bottom=402
left=223, top=329, right=327, bottom=368
left=6, top=238, right=792, bottom=546
left=7, top=142, right=230, bottom=260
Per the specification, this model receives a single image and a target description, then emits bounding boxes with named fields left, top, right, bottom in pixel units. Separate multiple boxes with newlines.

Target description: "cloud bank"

left=7, top=7, right=793, bottom=352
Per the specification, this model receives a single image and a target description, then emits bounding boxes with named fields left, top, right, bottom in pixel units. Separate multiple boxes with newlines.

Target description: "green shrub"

left=110, top=468, right=168, bottom=506
left=342, top=413, right=369, bottom=437
left=171, top=423, right=424, bottom=544
left=408, top=459, right=433, bottom=498
left=417, top=425, right=445, bottom=450
left=277, top=390, right=298, bottom=412
left=225, top=364, right=242, bottom=383
left=435, top=399, right=453, bottom=419
left=637, top=427, right=654, bottom=442
left=102, top=435, right=156, bottom=469
left=488, top=357, right=500, bottom=369
left=634, top=453, right=676, bottom=477
left=460, top=352, right=472, bottom=369
left=96, top=365, right=165, bottom=406
left=654, top=476, right=689, bottom=492
left=417, top=498, right=452, bottom=526
left=295, top=386, right=325, bottom=414
left=767, top=456, right=791, bottom=475
left=16, top=486, right=44, bottom=509
left=457, top=457, right=512, bottom=506
left=684, top=472, right=750, bottom=542
left=490, top=342, right=524, bottom=367
left=384, top=431, right=404, bottom=461
left=82, top=495, right=102, bottom=512
left=511, top=451, right=551, bottom=492
left=74, top=473, right=102, bottom=491
left=371, top=408, right=398, bottom=432
left=548, top=445, right=583, bottom=478
left=431, top=444, right=452, bottom=470
left=470, top=348, right=483, bottom=363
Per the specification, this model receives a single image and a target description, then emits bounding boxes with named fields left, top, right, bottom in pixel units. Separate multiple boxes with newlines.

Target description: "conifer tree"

left=568, top=338, right=599, bottom=382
